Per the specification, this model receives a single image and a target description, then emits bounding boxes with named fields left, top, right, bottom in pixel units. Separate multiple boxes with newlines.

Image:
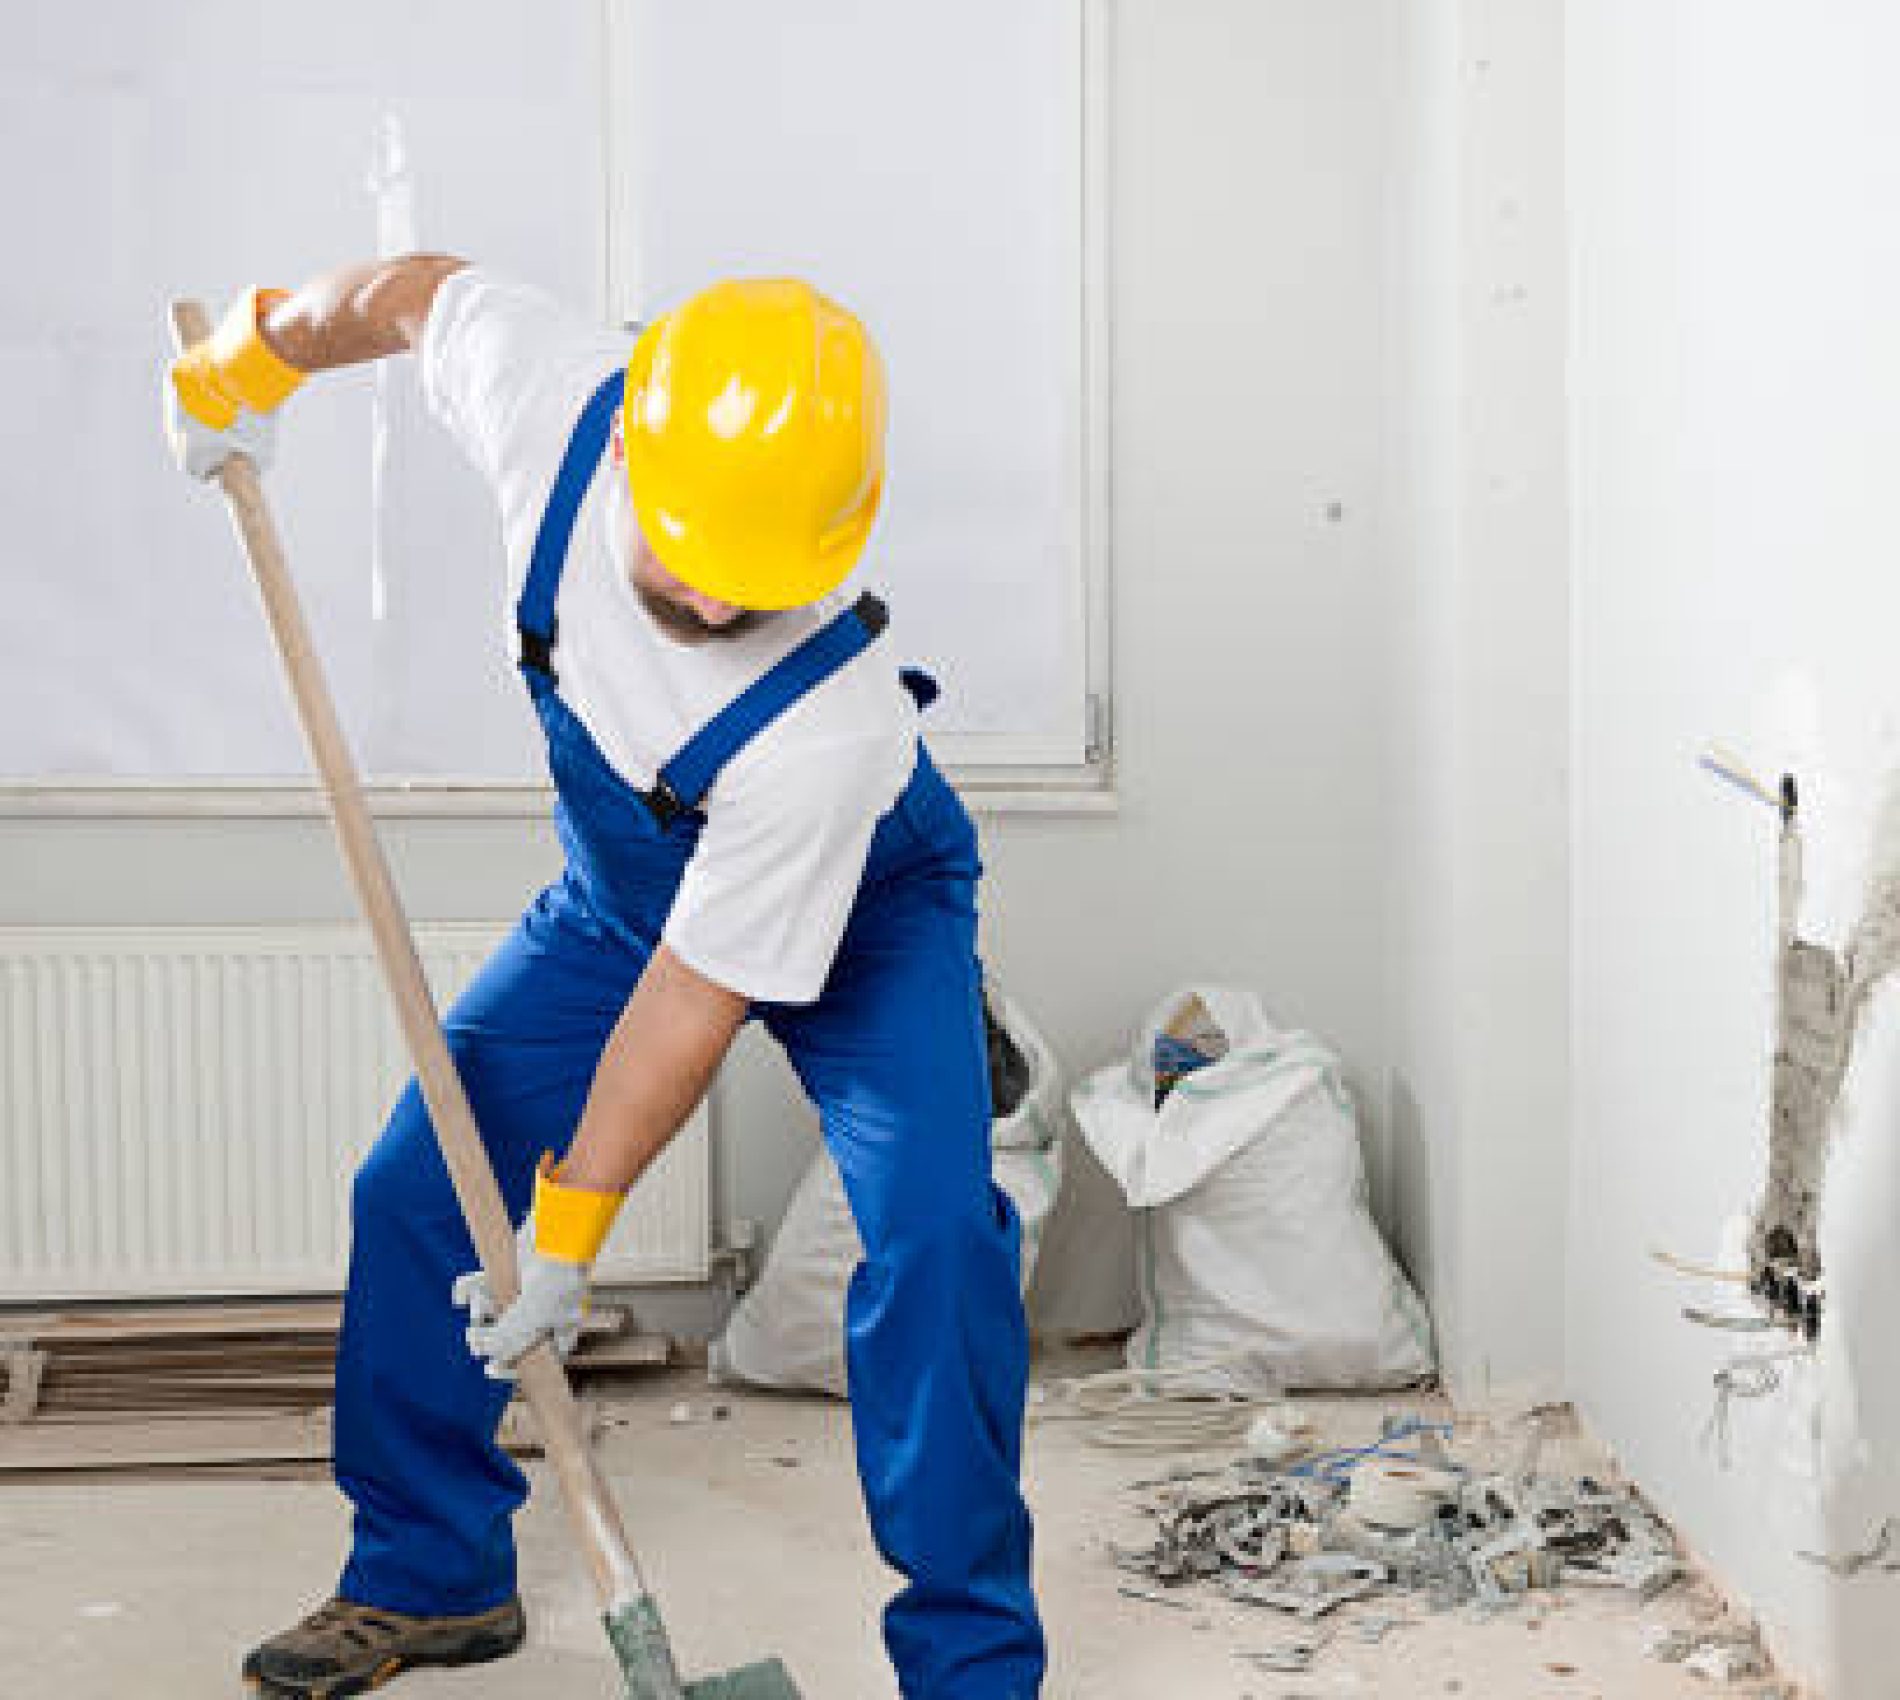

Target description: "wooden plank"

left=36, top=1381, right=336, bottom=1411
left=40, top=1370, right=335, bottom=1392
left=2, top=1346, right=47, bottom=1424
left=0, top=1301, right=343, bottom=1344
left=41, top=1353, right=335, bottom=1381
left=0, top=1403, right=566, bottom=1473
left=0, top=1410, right=335, bottom=1472
left=569, top=1331, right=673, bottom=1372
left=0, top=1300, right=627, bottom=1347
left=39, top=1330, right=340, bottom=1353
left=41, top=1347, right=335, bottom=1374
left=2, top=1406, right=310, bottom=1428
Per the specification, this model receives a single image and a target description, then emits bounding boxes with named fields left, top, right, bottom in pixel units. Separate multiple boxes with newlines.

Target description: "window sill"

left=0, top=772, right=1120, bottom=820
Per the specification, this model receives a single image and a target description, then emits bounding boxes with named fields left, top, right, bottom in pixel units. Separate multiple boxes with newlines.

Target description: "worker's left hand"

left=164, top=378, right=278, bottom=480
left=165, top=287, right=303, bottom=481
left=452, top=1219, right=588, bottom=1380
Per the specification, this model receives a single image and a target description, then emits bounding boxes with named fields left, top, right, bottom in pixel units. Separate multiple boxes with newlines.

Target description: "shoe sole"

left=248, top=1625, right=524, bottom=1699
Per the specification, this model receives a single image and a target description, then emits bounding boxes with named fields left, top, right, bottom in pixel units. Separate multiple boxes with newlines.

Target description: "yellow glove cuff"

left=209, top=286, right=304, bottom=414
left=172, top=287, right=304, bottom=430
left=171, top=344, right=239, bottom=431
left=531, top=1154, right=627, bottom=1267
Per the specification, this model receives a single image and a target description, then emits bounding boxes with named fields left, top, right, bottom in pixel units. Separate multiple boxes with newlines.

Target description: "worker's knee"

left=349, top=1082, right=458, bottom=1234
left=862, top=1176, right=1021, bottom=1283
left=845, top=1184, right=1028, bottom=1401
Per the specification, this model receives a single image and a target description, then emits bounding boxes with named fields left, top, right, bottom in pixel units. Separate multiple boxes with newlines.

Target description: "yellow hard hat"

left=623, top=278, right=887, bottom=611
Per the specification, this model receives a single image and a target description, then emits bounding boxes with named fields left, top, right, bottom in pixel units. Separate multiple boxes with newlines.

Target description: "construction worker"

left=166, top=262, right=1045, bottom=1700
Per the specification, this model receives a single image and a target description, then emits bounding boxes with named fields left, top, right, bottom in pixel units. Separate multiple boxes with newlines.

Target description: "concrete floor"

left=0, top=1363, right=1766, bottom=1699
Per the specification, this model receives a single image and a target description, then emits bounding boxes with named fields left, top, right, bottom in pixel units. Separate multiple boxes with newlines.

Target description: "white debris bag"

left=1071, top=985, right=1434, bottom=1394
left=711, top=988, right=1065, bottom=1397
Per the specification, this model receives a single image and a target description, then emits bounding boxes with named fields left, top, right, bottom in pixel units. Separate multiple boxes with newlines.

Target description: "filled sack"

left=1071, top=984, right=1434, bottom=1395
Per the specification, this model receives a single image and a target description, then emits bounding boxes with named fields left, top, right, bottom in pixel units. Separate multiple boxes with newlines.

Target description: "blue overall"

left=330, top=373, right=1045, bottom=1698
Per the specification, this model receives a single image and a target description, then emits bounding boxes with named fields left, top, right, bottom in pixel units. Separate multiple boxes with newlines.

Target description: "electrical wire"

left=1651, top=1247, right=1750, bottom=1285
left=1700, top=1341, right=1810, bottom=1469
left=1030, top=1352, right=1275, bottom=1452
left=1286, top=1419, right=1460, bottom=1486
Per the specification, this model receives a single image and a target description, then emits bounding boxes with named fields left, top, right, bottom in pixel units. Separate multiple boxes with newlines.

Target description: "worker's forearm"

left=558, top=945, right=748, bottom=1195
left=257, top=253, right=467, bottom=373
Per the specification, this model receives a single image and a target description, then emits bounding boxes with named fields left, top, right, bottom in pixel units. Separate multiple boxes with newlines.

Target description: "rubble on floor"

left=1098, top=1402, right=1785, bottom=1689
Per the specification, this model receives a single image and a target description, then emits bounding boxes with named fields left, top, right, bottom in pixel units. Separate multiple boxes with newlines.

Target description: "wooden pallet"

left=0, top=1299, right=670, bottom=1473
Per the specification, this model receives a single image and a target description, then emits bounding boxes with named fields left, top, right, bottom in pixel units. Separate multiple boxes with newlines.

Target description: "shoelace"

left=299, top=1600, right=411, bottom=1652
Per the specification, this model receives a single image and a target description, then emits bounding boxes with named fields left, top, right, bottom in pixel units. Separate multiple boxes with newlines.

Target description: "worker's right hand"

left=452, top=1217, right=590, bottom=1380
left=450, top=1153, right=628, bottom=1380
left=165, top=286, right=305, bottom=480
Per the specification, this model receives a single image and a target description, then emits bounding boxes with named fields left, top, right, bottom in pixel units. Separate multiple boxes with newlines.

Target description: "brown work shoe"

left=242, top=1595, right=526, bottom=1697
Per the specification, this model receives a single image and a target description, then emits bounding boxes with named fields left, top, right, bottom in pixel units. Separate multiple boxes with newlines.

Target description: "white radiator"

left=0, top=925, right=711, bottom=1300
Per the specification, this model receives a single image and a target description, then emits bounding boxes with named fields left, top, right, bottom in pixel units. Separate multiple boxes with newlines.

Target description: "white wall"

left=1011, top=0, right=1408, bottom=1331
left=1568, top=4, right=1900, bottom=1691
left=0, top=1, right=1414, bottom=1342
left=1385, top=0, right=1571, bottom=1403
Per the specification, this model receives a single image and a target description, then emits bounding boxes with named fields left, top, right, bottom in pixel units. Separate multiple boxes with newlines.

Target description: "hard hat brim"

left=630, top=477, right=880, bottom=612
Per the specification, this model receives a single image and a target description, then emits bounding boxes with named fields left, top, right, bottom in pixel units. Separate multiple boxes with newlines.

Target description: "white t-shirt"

left=420, top=266, right=920, bottom=1004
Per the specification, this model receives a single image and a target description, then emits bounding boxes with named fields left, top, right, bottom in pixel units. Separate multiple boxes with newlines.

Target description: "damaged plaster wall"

left=1745, top=772, right=1900, bottom=1328
left=1567, top=3, right=1900, bottom=1692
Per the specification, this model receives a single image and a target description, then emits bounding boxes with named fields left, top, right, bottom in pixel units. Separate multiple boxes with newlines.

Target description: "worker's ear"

left=610, top=407, right=625, bottom=468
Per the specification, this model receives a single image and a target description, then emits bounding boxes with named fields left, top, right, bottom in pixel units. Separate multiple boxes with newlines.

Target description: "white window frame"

left=1, top=0, right=1113, bottom=821
left=598, top=0, right=1115, bottom=809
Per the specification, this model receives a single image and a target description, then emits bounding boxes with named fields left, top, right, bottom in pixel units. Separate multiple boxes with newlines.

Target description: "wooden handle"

left=168, top=300, right=654, bottom=1621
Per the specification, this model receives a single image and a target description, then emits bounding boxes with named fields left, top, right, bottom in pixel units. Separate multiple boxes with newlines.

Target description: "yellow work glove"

left=451, top=1157, right=628, bottom=1379
left=164, top=287, right=304, bottom=480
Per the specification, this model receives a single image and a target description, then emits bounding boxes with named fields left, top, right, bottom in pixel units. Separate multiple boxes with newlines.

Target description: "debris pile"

left=1117, top=1414, right=1683, bottom=1616
left=1150, top=992, right=1229, bottom=1108
left=1095, top=1407, right=1783, bottom=1683
left=1647, top=1617, right=1789, bottom=1691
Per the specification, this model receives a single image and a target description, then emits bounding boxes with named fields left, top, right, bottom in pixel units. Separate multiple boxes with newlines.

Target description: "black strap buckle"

left=644, top=775, right=688, bottom=828
left=517, top=620, right=558, bottom=681
left=900, top=666, right=940, bottom=710
left=853, top=591, right=889, bottom=638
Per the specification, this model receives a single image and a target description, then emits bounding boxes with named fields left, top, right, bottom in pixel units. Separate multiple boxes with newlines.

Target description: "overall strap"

left=516, top=370, right=623, bottom=684
left=647, top=593, right=890, bottom=826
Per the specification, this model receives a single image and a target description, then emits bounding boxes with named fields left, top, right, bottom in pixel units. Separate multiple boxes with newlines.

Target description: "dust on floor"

left=0, top=1361, right=1776, bottom=1699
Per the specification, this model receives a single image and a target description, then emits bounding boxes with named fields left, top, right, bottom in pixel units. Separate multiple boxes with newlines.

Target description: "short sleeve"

left=661, top=734, right=916, bottom=1005
left=418, top=266, right=625, bottom=531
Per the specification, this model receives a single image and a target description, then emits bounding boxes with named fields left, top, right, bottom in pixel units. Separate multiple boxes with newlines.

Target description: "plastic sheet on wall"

left=0, top=0, right=598, bottom=780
